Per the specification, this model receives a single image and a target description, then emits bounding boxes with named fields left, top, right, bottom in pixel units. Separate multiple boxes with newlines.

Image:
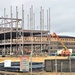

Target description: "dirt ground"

left=0, top=71, right=75, bottom=75
left=32, top=72, right=75, bottom=75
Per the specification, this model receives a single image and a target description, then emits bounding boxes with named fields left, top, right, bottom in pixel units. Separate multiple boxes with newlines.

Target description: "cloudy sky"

left=0, top=0, right=75, bottom=36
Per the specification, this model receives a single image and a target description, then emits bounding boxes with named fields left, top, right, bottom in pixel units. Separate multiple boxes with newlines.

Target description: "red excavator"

left=50, top=32, right=71, bottom=56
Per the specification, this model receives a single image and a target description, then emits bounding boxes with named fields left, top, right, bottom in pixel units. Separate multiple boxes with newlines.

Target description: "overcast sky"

left=0, top=0, right=75, bottom=36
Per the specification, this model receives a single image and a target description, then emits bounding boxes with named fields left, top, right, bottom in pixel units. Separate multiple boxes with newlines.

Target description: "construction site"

left=0, top=5, right=75, bottom=75
left=0, top=5, right=50, bottom=56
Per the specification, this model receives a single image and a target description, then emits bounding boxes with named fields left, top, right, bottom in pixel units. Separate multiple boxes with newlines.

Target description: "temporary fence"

left=45, top=56, right=75, bottom=75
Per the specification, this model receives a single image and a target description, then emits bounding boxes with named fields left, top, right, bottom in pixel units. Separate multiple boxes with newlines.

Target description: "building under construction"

left=0, top=5, right=50, bottom=56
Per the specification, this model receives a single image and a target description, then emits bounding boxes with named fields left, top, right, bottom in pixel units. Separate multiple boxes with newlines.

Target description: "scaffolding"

left=0, top=5, right=50, bottom=56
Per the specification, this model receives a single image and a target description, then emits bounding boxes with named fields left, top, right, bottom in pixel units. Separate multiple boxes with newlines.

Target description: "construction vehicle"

left=56, top=49, right=72, bottom=56
left=50, top=32, right=72, bottom=56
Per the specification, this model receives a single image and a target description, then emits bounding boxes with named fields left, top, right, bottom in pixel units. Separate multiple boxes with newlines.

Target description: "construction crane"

left=50, top=32, right=71, bottom=56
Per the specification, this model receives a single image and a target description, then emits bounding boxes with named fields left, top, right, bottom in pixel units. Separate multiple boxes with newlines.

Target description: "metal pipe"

left=40, top=7, right=43, bottom=54
left=55, top=53, right=57, bottom=75
left=33, top=13, right=35, bottom=30
left=10, top=6, right=13, bottom=55
left=3, top=8, right=6, bottom=56
left=61, top=62, right=63, bottom=75
left=42, top=9, right=44, bottom=30
left=40, top=11, right=41, bottom=30
left=31, top=5, right=33, bottom=29
left=30, top=5, right=33, bottom=75
left=0, top=17, right=22, bottom=20
left=27, top=15, right=29, bottom=30
left=47, top=10, right=48, bottom=31
left=48, top=8, right=51, bottom=55
left=40, top=7, right=44, bottom=73
left=40, top=7, right=42, bottom=30
left=22, top=4, right=24, bottom=55
left=0, top=21, right=18, bottom=26
left=16, top=6, right=18, bottom=55
left=30, top=8, right=31, bottom=30
left=49, top=8, right=50, bottom=33
left=69, top=53, right=71, bottom=75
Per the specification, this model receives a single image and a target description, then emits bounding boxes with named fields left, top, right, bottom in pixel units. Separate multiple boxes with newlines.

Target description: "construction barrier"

left=45, top=58, right=75, bottom=72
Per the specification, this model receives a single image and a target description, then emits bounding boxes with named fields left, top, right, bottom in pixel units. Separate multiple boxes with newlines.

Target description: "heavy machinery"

left=50, top=32, right=72, bottom=56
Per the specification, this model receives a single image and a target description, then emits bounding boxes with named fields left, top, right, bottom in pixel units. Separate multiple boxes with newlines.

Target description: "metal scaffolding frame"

left=0, top=5, right=50, bottom=56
